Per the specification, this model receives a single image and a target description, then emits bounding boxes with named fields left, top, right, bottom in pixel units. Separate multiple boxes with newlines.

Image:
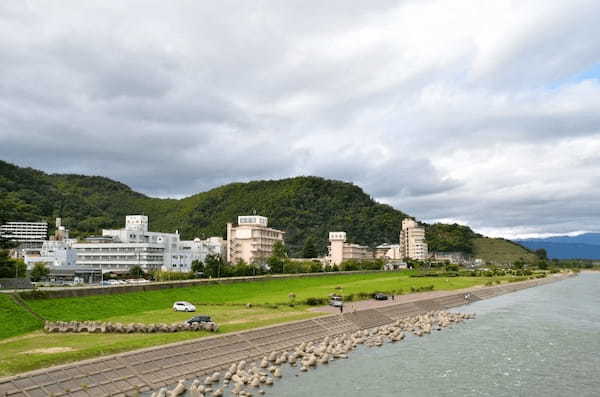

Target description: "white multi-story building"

left=179, top=237, right=226, bottom=264
left=73, top=215, right=225, bottom=273
left=226, top=216, right=285, bottom=265
left=1, top=221, right=48, bottom=256
left=23, top=218, right=77, bottom=268
left=25, top=240, right=78, bottom=268
left=399, top=218, right=428, bottom=260
left=0, top=221, right=48, bottom=242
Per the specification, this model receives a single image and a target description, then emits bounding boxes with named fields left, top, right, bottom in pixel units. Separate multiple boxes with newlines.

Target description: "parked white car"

left=173, top=301, right=196, bottom=312
left=329, top=295, right=343, bottom=307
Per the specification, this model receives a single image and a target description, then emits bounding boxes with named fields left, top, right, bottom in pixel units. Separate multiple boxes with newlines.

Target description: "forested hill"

left=0, top=159, right=527, bottom=259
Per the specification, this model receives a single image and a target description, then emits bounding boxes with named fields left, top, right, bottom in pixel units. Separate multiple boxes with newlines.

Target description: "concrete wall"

left=0, top=278, right=33, bottom=290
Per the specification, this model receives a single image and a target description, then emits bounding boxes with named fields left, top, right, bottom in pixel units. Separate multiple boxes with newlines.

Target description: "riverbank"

left=268, top=272, right=600, bottom=397
left=0, top=273, right=572, bottom=396
left=0, top=271, right=517, bottom=352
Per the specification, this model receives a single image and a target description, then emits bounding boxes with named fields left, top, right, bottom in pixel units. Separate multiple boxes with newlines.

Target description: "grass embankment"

left=23, top=272, right=490, bottom=322
left=0, top=294, right=43, bottom=340
left=1, top=271, right=509, bottom=376
left=0, top=305, right=320, bottom=377
left=473, top=237, right=538, bottom=264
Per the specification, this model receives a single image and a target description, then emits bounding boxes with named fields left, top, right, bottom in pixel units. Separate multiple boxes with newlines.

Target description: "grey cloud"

left=1, top=1, right=600, bottom=238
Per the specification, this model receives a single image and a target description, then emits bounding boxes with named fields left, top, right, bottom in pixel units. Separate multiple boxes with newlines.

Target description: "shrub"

left=410, top=285, right=435, bottom=293
left=152, top=270, right=195, bottom=281
left=509, top=276, right=528, bottom=283
left=305, top=297, right=327, bottom=306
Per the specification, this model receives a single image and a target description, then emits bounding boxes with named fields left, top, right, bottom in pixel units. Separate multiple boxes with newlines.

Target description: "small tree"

left=272, top=241, right=288, bottom=259
left=129, top=265, right=144, bottom=278
left=204, top=254, right=224, bottom=278
left=535, top=248, right=548, bottom=260
left=512, top=259, right=525, bottom=270
left=288, top=292, right=296, bottom=305
left=191, top=259, right=204, bottom=274
left=0, top=251, right=26, bottom=278
left=536, top=259, right=549, bottom=270
left=30, top=262, right=50, bottom=282
left=268, top=241, right=288, bottom=273
left=302, top=236, right=318, bottom=258
left=16, top=260, right=27, bottom=278
left=445, top=263, right=459, bottom=272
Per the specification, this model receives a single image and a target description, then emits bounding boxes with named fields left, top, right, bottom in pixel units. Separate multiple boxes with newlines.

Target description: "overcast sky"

left=1, top=1, right=600, bottom=239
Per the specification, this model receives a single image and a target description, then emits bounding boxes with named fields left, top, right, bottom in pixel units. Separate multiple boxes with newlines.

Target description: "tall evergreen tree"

left=302, top=236, right=318, bottom=258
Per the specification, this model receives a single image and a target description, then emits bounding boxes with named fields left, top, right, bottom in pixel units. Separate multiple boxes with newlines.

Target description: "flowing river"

left=268, top=272, right=600, bottom=397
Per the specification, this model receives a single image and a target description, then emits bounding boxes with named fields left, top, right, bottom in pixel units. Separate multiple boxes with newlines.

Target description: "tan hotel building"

left=399, top=218, right=428, bottom=260
left=328, top=232, right=373, bottom=265
left=226, top=216, right=285, bottom=264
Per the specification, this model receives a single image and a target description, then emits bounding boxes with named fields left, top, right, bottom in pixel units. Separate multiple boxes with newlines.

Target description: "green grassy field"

left=0, top=294, right=43, bottom=340
left=0, top=305, right=321, bottom=377
left=23, top=272, right=494, bottom=322
left=0, top=271, right=514, bottom=376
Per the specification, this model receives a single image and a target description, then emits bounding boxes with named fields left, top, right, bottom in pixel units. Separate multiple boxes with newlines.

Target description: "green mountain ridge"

left=0, top=159, right=534, bottom=262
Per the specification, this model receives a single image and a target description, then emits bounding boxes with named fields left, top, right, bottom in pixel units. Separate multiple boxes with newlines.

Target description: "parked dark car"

left=373, top=293, right=388, bottom=300
left=185, top=315, right=212, bottom=324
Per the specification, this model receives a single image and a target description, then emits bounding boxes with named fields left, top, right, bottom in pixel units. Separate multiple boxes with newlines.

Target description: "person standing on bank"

left=339, top=304, right=344, bottom=314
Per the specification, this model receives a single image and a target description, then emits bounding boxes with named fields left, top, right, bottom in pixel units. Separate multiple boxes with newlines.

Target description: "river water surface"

left=269, top=272, right=600, bottom=397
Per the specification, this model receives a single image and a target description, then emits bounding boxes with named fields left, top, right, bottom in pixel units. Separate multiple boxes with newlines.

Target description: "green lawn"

left=23, top=271, right=494, bottom=323
left=0, top=294, right=43, bottom=340
left=0, top=271, right=514, bottom=376
left=0, top=305, right=322, bottom=377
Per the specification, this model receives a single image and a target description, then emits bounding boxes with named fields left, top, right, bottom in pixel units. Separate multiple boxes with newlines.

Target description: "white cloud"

left=1, top=0, right=600, bottom=237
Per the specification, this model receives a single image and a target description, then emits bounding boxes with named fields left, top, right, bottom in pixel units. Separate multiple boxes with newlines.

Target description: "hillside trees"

left=425, top=223, right=478, bottom=253
left=302, top=236, right=318, bottom=258
left=1, top=159, right=528, bottom=261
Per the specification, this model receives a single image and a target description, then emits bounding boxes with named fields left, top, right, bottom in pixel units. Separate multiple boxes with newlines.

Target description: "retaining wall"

left=0, top=274, right=573, bottom=397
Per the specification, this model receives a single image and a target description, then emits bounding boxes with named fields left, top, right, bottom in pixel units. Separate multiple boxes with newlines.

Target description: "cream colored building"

left=328, top=232, right=373, bottom=265
left=399, top=218, right=428, bottom=260
left=375, top=244, right=401, bottom=260
left=226, top=216, right=285, bottom=265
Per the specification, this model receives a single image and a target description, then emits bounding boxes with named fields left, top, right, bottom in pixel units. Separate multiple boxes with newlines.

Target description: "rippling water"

left=270, top=272, right=600, bottom=397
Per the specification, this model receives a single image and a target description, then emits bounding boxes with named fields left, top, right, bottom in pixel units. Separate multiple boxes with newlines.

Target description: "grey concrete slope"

left=0, top=274, right=572, bottom=397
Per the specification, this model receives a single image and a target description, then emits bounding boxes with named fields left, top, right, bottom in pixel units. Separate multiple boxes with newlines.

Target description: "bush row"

left=303, top=285, right=434, bottom=306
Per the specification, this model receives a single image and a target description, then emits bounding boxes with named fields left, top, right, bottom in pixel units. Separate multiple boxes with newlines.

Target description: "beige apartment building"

left=226, top=216, right=285, bottom=265
left=399, top=218, right=428, bottom=260
left=328, top=232, right=373, bottom=265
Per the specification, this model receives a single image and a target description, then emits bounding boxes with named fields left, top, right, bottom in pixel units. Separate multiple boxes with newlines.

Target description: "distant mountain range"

left=516, top=234, right=600, bottom=260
